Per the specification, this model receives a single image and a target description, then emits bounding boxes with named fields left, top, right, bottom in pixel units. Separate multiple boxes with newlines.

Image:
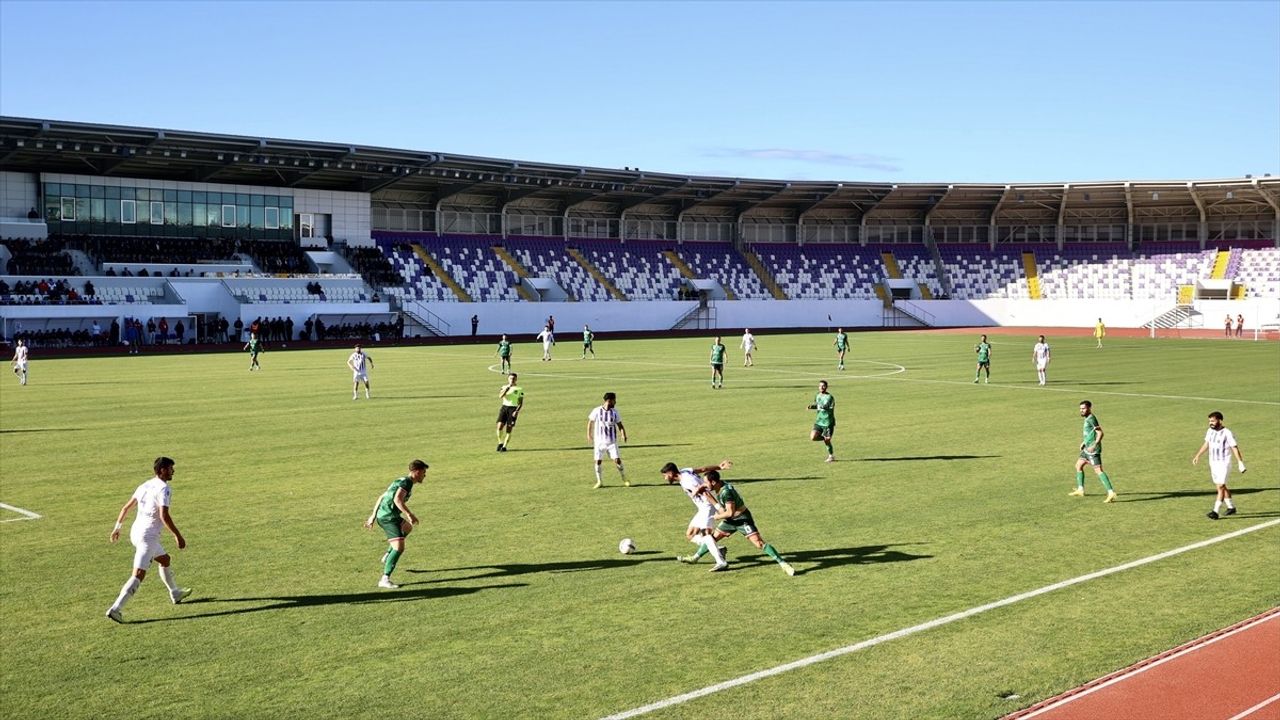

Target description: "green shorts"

left=813, top=423, right=834, bottom=440
left=377, top=516, right=408, bottom=540
left=1079, top=449, right=1102, bottom=467
left=716, top=511, right=759, bottom=537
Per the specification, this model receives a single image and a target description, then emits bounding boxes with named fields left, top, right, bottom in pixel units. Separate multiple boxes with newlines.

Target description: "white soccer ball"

left=618, top=538, right=636, bottom=555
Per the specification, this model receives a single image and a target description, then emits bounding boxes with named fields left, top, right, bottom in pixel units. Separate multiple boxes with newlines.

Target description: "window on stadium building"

left=41, top=180, right=296, bottom=239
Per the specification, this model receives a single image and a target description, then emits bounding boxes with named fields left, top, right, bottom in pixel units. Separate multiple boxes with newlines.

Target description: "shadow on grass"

left=1117, top=487, right=1278, bottom=503
left=727, top=476, right=823, bottom=484
left=510, top=443, right=692, bottom=453
left=857, top=455, right=1000, bottom=462
left=727, top=543, right=933, bottom=576
left=129, top=583, right=527, bottom=623
left=375, top=395, right=473, bottom=400
left=407, top=551, right=670, bottom=582
left=0, top=427, right=84, bottom=434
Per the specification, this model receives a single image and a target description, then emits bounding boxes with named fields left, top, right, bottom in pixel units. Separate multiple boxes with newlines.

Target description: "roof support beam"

left=1253, top=179, right=1280, bottom=247
left=796, top=184, right=844, bottom=245
left=923, top=184, right=955, bottom=228
left=1121, top=183, right=1132, bottom=248
left=989, top=185, right=1012, bottom=250
left=858, top=185, right=896, bottom=245
left=1187, top=182, right=1207, bottom=247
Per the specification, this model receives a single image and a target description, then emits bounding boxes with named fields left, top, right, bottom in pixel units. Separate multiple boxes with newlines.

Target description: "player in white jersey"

left=348, top=344, right=374, bottom=400
left=1192, top=411, right=1247, bottom=520
left=1031, top=335, right=1051, bottom=386
left=11, top=338, right=28, bottom=386
left=536, top=326, right=554, bottom=361
left=587, top=392, right=628, bottom=489
left=105, top=457, right=191, bottom=622
left=740, top=329, right=757, bottom=367
left=661, top=460, right=731, bottom=571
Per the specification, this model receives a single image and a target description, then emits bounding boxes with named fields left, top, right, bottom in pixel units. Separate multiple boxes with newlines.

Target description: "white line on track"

left=1228, top=692, right=1280, bottom=720
left=1014, top=612, right=1280, bottom=719
left=0, top=502, right=42, bottom=522
left=600, top=519, right=1280, bottom=720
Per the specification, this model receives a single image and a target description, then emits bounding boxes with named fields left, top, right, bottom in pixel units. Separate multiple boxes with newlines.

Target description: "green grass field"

left=2, top=331, right=1278, bottom=720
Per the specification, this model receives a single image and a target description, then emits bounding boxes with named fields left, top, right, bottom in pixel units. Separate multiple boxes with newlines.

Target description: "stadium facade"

left=1, top=116, right=1277, bottom=341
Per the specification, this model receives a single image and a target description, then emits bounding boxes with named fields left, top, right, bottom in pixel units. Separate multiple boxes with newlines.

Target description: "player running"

left=587, top=391, right=628, bottom=488
left=105, top=456, right=191, bottom=623
left=974, top=334, right=991, bottom=384
left=364, top=459, right=429, bottom=589
left=808, top=380, right=836, bottom=462
left=705, top=469, right=795, bottom=576
left=243, top=333, right=263, bottom=371
left=833, top=328, right=849, bottom=370
left=495, top=373, right=524, bottom=452
left=495, top=334, right=513, bottom=373
left=1192, top=411, right=1247, bottom=520
left=709, top=336, right=727, bottom=389
left=663, top=460, right=731, bottom=571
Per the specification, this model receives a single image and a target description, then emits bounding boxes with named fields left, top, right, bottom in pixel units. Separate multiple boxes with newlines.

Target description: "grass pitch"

left=1, top=331, right=1278, bottom=719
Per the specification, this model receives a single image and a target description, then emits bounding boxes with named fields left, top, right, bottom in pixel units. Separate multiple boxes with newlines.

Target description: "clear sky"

left=1, top=1, right=1277, bottom=183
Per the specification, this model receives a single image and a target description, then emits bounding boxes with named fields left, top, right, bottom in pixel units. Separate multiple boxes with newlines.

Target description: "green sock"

left=824, top=441, right=833, bottom=455
left=690, top=544, right=708, bottom=560
left=1099, top=472, right=1114, bottom=492
left=1075, top=471, right=1085, bottom=488
left=762, top=544, right=783, bottom=563
left=383, top=548, right=402, bottom=576
left=502, top=432, right=511, bottom=446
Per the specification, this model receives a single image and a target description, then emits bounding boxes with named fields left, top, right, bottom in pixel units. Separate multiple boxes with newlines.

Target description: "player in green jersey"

left=495, top=334, right=513, bottom=373
left=973, top=334, right=991, bottom=383
left=709, top=336, right=727, bottom=389
left=704, top=470, right=795, bottom=576
left=243, top=333, right=262, bottom=371
left=582, top=325, right=595, bottom=359
left=808, top=380, right=836, bottom=462
left=1069, top=400, right=1117, bottom=503
left=364, top=459, right=428, bottom=588
left=833, top=329, right=849, bottom=370
left=495, top=373, right=524, bottom=452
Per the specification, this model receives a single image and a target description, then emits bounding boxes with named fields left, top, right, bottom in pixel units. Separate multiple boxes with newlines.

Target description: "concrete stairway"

left=410, top=243, right=472, bottom=302
left=740, top=247, right=788, bottom=299
left=565, top=247, right=627, bottom=300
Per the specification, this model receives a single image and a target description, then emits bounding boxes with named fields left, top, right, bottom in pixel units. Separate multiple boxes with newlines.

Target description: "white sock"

left=616, top=463, right=625, bottom=479
left=1213, top=499, right=1222, bottom=512
left=111, top=577, right=141, bottom=611
left=594, top=465, right=602, bottom=482
left=1226, top=498, right=1235, bottom=509
left=159, top=566, right=178, bottom=593
left=702, top=535, right=725, bottom=564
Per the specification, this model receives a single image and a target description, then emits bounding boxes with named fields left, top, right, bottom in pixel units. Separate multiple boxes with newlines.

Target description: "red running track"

left=1005, top=608, right=1280, bottom=720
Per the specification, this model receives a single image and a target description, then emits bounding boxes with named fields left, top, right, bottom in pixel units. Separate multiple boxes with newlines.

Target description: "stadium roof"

left=1, top=116, right=1277, bottom=222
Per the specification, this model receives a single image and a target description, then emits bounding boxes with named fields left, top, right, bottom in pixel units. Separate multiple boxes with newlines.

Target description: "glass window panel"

left=90, top=198, right=105, bottom=222
left=177, top=190, right=191, bottom=203
left=279, top=195, right=293, bottom=208
left=61, top=197, right=76, bottom=221
left=193, top=203, right=206, bottom=227
left=163, top=189, right=177, bottom=202
left=251, top=194, right=265, bottom=206
left=121, top=199, right=136, bottom=224
left=281, top=211, right=293, bottom=230
left=45, top=196, right=61, bottom=221
left=265, top=207, right=279, bottom=229
left=151, top=201, right=164, bottom=224
left=91, top=185, right=105, bottom=198
left=165, top=202, right=177, bottom=226
left=207, top=204, right=220, bottom=227
left=120, top=186, right=135, bottom=200
left=222, top=204, right=236, bottom=227
left=250, top=206, right=264, bottom=228
left=236, top=193, right=250, bottom=205
left=192, top=191, right=206, bottom=203
left=135, top=188, right=150, bottom=201
left=265, top=195, right=278, bottom=206
left=76, top=184, right=91, bottom=198
left=105, top=185, right=120, bottom=200
left=76, top=197, right=90, bottom=220
left=45, top=183, right=61, bottom=196
left=237, top=205, right=249, bottom=228
left=105, top=199, right=120, bottom=223
left=136, top=199, right=149, bottom=224
left=178, top=203, right=192, bottom=227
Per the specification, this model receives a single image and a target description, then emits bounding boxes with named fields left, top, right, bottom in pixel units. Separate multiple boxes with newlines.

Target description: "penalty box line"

left=0, top=502, right=42, bottom=522
left=600, top=518, right=1280, bottom=720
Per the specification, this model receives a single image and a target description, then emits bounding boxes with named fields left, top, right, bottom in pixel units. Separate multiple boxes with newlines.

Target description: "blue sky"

left=1, top=1, right=1277, bottom=183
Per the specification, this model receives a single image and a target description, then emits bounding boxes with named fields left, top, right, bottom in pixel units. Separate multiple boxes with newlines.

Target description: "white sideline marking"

left=600, top=519, right=1280, bottom=720
left=0, top=502, right=42, bottom=522
left=868, top=373, right=1280, bottom=407
left=1228, top=693, right=1280, bottom=720
left=1016, top=612, right=1280, bottom=719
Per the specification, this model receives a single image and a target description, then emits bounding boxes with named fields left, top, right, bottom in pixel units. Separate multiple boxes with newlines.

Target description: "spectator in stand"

left=286, top=317, right=294, bottom=342
left=122, top=268, right=133, bottom=277
left=138, top=268, right=149, bottom=277
left=110, top=318, right=120, bottom=346
left=303, top=318, right=313, bottom=341
left=175, top=320, right=185, bottom=345
left=146, top=319, right=157, bottom=345
left=471, top=315, right=479, bottom=337
left=158, top=318, right=169, bottom=345
left=315, top=318, right=326, bottom=341
left=91, top=321, right=103, bottom=346
left=84, top=280, right=95, bottom=298
left=233, top=317, right=244, bottom=343
left=27, top=207, right=39, bottom=219
left=0, top=279, right=9, bottom=295
left=106, top=267, right=117, bottom=277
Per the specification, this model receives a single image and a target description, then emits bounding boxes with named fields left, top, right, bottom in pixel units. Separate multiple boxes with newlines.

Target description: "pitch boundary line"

left=1010, top=609, right=1280, bottom=719
left=599, top=519, right=1280, bottom=720
left=0, top=502, right=42, bottom=522
left=1228, top=693, right=1280, bottom=720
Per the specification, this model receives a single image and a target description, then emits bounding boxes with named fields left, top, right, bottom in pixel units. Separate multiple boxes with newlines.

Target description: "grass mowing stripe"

left=601, top=519, right=1280, bottom=720
left=867, top=374, right=1280, bottom=406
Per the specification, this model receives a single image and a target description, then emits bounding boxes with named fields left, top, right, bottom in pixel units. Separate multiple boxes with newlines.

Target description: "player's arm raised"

left=109, top=497, right=137, bottom=542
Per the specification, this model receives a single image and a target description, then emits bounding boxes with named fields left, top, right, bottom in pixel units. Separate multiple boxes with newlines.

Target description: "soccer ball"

left=618, top=538, right=636, bottom=555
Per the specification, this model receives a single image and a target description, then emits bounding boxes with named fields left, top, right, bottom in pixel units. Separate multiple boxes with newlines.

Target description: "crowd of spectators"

left=313, top=316, right=403, bottom=342
left=0, top=277, right=100, bottom=305
left=56, top=234, right=311, bottom=274
left=344, top=246, right=401, bottom=287
left=2, top=238, right=78, bottom=276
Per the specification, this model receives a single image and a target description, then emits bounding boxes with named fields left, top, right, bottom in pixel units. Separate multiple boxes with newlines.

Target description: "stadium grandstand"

left=1, top=115, right=1277, bottom=346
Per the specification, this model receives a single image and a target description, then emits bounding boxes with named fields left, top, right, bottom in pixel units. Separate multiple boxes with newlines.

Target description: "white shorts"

left=352, top=370, right=368, bottom=382
left=1036, top=361, right=1048, bottom=370
left=593, top=443, right=620, bottom=461
left=15, top=361, right=27, bottom=371
left=687, top=505, right=714, bottom=531
left=743, top=344, right=755, bottom=353
left=130, top=529, right=166, bottom=570
left=1210, top=462, right=1231, bottom=486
